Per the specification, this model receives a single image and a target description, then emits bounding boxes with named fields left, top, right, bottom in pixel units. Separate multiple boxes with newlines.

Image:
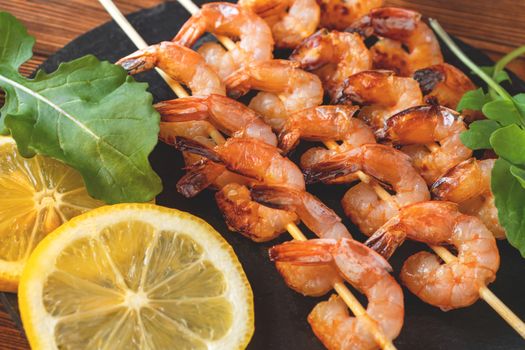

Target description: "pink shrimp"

left=304, top=144, right=430, bottom=235
left=317, top=0, right=385, bottom=30
left=367, top=201, right=499, bottom=310
left=270, top=238, right=404, bottom=349
left=173, top=2, right=274, bottom=80
left=432, top=158, right=505, bottom=239
left=290, top=29, right=372, bottom=102
left=239, top=0, right=320, bottom=48
left=224, top=59, right=324, bottom=131
left=116, top=41, right=225, bottom=96
left=337, top=70, right=423, bottom=132
left=384, top=105, right=473, bottom=184
left=278, top=105, right=376, bottom=153
left=350, top=7, right=443, bottom=76
left=156, top=94, right=277, bottom=146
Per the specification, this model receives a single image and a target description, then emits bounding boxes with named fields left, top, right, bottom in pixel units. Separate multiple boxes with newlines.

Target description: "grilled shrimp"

left=432, top=158, right=505, bottom=239
left=174, top=2, right=274, bottom=80
left=413, top=63, right=476, bottom=108
left=290, top=29, right=372, bottom=102
left=249, top=185, right=352, bottom=296
left=338, top=70, right=423, bottom=132
left=317, top=0, right=384, bottom=30
left=170, top=137, right=303, bottom=241
left=225, top=60, right=324, bottom=130
left=216, top=183, right=298, bottom=242
left=156, top=94, right=277, bottom=146
left=116, top=41, right=225, bottom=96
left=367, top=201, right=499, bottom=310
left=278, top=105, right=375, bottom=153
left=304, top=144, right=430, bottom=235
left=270, top=238, right=404, bottom=349
left=350, top=7, right=443, bottom=76
left=239, top=0, right=320, bottom=48
left=384, top=105, right=472, bottom=184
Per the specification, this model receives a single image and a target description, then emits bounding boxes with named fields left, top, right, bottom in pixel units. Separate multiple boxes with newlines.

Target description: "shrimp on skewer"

left=317, top=0, right=384, bottom=30
left=350, top=7, right=443, bottom=76
left=304, top=144, right=430, bottom=235
left=413, top=63, right=476, bottom=109
left=251, top=185, right=353, bottom=296
left=290, top=29, right=372, bottom=102
left=432, top=158, right=506, bottom=239
left=173, top=2, right=274, bottom=80
left=337, top=70, right=423, bottom=132
left=225, top=59, right=324, bottom=131
left=116, top=41, right=225, bottom=96
left=278, top=105, right=376, bottom=154
left=270, top=238, right=404, bottom=350
left=383, top=105, right=473, bottom=184
left=367, top=201, right=500, bottom=310
left=156, top=94, right=278, bottom=146
left=239, top=0, right=320, bottom=48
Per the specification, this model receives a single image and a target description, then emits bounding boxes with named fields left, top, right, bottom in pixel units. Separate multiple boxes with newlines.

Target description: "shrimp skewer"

left=105, top=0, right=525, bottom=341
left=270, top=238, right=404, bottom=350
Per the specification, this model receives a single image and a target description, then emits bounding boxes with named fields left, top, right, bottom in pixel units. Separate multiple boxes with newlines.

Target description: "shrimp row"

left=114, top=3, right=506, bottom=348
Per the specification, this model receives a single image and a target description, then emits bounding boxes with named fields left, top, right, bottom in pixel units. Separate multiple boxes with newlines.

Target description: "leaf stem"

left=489, top=45, right=525, bottom=99
left=429, top=19, right=514, bottom=102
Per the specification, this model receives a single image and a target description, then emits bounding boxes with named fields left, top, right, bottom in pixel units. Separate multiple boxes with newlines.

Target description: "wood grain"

left=0, top=1, right=523, bottom=349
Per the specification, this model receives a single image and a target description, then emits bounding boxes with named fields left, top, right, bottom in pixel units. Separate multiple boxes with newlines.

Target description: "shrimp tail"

left=278, top=129, right=301, bottom=154
left=224, top=69, right=252, bottom=99
left=269, top=239, right=337, bottom=265
left=155, top=97, right=209, bottom=122
left=365, top=224, right=407, bottom=260
left=303, top=161, right=360, bottom=184
left=171, top=137, right=223, bottom=163
left=176, top=161, right=222, bottom=198
left=250, top=185, right=300, bottom=210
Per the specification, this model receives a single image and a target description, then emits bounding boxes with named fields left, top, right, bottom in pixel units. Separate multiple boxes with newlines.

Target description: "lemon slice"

left=19, top=203, right=254, bottom=350
left=0, top=136, right=104, bottom=291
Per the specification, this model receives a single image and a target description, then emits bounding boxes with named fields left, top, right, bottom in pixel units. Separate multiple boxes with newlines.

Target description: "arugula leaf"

left=490, top=124, right=525, bottom=165
left=0, top=12, right=162, bottom=204
left=0, top=13, right=34, bottom=71
left=514, top=94, right=525, bottom=116
left=457, top=88, right=491, bottom=112
left=510, top=165, right=525, bottom=189
left=492, top=159, right=525, bottom=257
left=460, top=119, right=500, bottom=150
left=482, top=100, right=524, bottom=126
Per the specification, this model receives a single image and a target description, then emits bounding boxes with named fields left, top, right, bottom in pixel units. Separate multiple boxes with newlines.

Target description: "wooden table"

left=0, top=0, right=523, bottom=349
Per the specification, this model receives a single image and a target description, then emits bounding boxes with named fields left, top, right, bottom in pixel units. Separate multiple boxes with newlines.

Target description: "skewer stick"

left=323, top=140, right=525, bottom=339
left=100, top=1, right=396, bottom=348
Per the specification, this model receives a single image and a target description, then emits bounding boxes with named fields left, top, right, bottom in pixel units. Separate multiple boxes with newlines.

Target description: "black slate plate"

left=4, top=1, right=525, bottom=349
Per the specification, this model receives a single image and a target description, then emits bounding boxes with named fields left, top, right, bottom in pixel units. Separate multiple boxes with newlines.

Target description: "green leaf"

left=490, top=124, right=525, bottom=165
left=514, top=93, right=525, bottom=116
left=460, top=119, right=500, bottom=150
left=482, top=99, right=524, bottom=126
left=0, top=12, right=34, bottom=71
left=510, top=165, right=525, bottom=189
left=0, top=13, right=162, bottom=204
left=492, top=159, right=525, bottom=257
left=457, top=88, right=491, bottom=112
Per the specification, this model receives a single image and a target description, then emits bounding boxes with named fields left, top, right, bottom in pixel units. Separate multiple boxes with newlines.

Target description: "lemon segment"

left=0, top=136, right=104, bottom=291
left=19, top=204, right=254, bottom=350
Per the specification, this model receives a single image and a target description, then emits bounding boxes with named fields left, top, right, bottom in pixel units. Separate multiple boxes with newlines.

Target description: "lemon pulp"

left=0, top=136, right=104, bottom=291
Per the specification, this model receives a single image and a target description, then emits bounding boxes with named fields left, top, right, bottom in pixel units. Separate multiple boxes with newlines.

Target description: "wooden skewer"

left=100, top=0, right=396, bottom=348
left=172, top=2, right=397, bottom=349
left=324, top=141, right=525, bottom=339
